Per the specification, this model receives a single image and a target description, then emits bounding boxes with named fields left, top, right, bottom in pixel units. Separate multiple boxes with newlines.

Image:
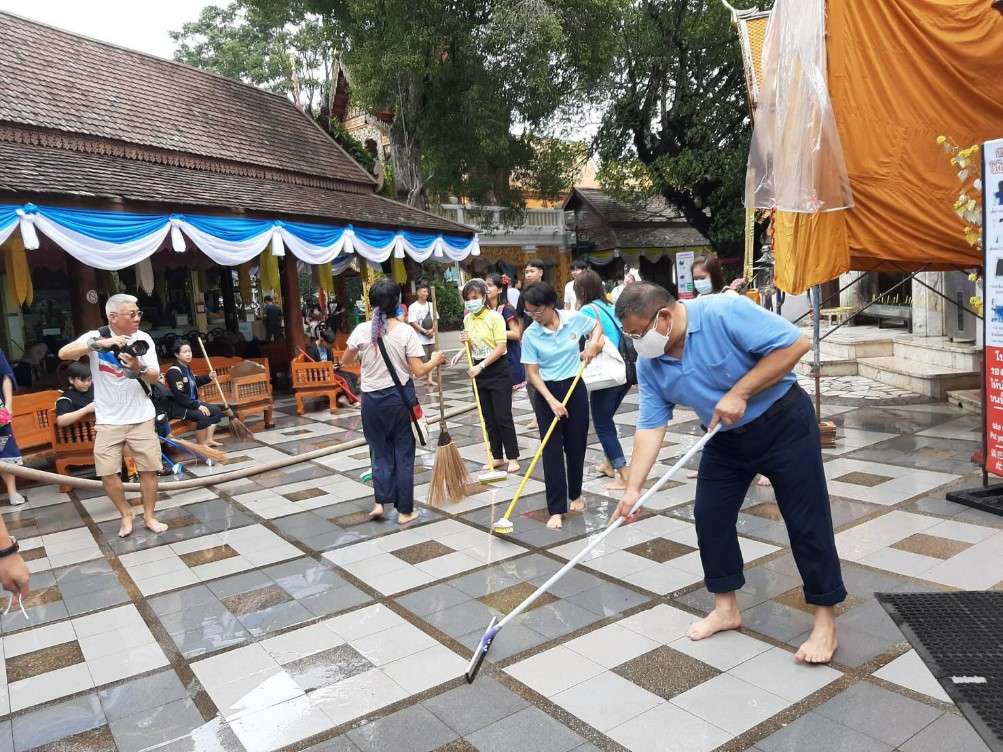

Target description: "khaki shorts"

left=422, top=343, right=434, bottom=360
left=94, top=420, right=161, bottom=477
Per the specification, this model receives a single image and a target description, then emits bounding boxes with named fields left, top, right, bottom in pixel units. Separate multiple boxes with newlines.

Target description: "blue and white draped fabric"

left=0, top=203, right=479, bottom=270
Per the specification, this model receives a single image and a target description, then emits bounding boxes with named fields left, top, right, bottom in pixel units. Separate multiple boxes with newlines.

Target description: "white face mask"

left=464, top=299, right=484, bottom=314
left=694, top=278, right=714, bottom=295
left=634, top=313, right=673, bottom=358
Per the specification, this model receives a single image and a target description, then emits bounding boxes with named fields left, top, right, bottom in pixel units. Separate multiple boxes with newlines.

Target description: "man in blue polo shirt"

left=610, top=281, right=845, bottom=664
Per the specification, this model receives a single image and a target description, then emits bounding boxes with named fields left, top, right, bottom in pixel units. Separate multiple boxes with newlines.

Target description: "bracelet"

left=0, top=536, right=19, bottom=558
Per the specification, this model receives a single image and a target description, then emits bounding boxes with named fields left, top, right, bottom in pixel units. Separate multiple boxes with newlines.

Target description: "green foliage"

left=594, top=0, right=773, bottom=257
left=328, top=118, right=376, bottom=174
left=431, top=281, right=464, bottom=327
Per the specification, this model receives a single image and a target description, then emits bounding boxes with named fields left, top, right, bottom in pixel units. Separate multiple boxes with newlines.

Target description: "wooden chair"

left=49, top=411, right=100, bottom=492
left=230, top=371, right=275, bottom=427
left=290, top=356, right=342, bottom=415
left=11, top=390, right=61, bottom=462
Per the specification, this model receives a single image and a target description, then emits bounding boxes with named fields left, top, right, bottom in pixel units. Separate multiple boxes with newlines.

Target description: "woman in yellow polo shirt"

left=451, top=279, right=520, bottom=473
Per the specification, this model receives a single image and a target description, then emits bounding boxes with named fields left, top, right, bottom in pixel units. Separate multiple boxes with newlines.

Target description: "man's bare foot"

left=594, top=462, right=614, bottom=478
left=569, top=498, right=585, bottom=512
left=688, top=607, right=742, bottom=640
left=118, top=513, right=134, bottom=538
left=369, top=503, right=384, bottom=520
left=605, top=478, right=628, bottom=491
left=426, top=380, right=435, bottom=387
left=527, top=418, right=538, bottom=430
left=144, top=517, right=168, bottom=534
left=546, top=514, right=563, bottom=529
left=686, top=471, right=698, bottom=479
left=207, top=441, right=224, bottom=448
left=796, top=607, right=838, bottom=663
left=756, top=476, right=772, bottom=487
left=397, top=511, right=420, bottom=525
left=482, top=459, right=504, bottom=472
left=507, top=460, right=520, bottom=474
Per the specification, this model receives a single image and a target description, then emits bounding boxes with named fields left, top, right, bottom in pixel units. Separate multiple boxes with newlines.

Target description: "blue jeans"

left=589, top=384, right=630, bottom=469
left=361, top=383, right=417, bottom=514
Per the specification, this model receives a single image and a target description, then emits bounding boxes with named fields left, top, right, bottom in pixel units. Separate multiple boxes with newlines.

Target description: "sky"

left=0, top=0, right=210, bottom=60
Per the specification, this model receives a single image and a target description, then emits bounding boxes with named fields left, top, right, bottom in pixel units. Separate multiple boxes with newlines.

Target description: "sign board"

left=676, top=251, right=696, bottom=299
left=982, top=137, right=1003, bottom=477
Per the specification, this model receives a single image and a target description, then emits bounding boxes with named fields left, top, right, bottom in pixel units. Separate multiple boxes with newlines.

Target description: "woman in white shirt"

left=342, top=279, right=445, bottom=524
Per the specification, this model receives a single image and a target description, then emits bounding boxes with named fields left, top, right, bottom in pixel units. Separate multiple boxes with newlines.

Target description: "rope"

left=5, top=403, right=477, bottom=492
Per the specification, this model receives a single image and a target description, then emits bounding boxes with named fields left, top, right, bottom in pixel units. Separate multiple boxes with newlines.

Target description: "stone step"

left=857, top=356, right=980, bottom=400
left=945, top=388, right=983, bottom=415
left=893, top=336, right=983, bottom=372
left=795, top=354, right=857, bottom=377
left=813, top=335, right=895, bottom=361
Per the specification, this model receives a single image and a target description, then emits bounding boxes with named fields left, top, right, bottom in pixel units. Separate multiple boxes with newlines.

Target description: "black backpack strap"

left=375, top=336, right=420, bottom=426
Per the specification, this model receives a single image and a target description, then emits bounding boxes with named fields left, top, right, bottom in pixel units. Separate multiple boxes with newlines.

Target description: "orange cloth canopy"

left=775, top=0, right=1003, bottom=294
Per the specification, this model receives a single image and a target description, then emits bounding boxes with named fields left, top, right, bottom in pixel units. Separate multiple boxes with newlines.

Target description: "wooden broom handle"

left=430, top=287, right=445, bottom=423
left=196, top=336, right=234, bottom=411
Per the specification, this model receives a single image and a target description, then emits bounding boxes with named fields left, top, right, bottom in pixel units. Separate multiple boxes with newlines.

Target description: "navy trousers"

left=695, top=386, right=846, bottom=607
left=361, top=383, right=417, bottom=515
left=533, top=378, right=589, bottom=515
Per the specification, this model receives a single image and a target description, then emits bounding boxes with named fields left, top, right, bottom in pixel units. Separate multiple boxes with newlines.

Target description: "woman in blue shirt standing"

left=576, top=270, right=631, bottom=491
left=521, top=282, right=604, bottom=530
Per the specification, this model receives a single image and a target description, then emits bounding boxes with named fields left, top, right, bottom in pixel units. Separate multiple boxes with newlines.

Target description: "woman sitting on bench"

left=165, top=340, right=223, bottom=447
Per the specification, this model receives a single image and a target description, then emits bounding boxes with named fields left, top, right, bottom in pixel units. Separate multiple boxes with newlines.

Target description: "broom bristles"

left=428, top=431, right=475, bottom=506
left=227, top=416, right=255, bottom=441
left=167, top=436, right=228, bottom=464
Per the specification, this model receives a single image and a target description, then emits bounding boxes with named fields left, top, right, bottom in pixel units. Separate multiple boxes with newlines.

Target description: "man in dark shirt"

left=515, top=259, right=561, bottom=429
left=263, top=296, right=283, bottom=342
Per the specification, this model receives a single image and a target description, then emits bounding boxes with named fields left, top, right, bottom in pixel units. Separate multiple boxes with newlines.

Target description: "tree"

left=593, top=0, right=771, bottom=256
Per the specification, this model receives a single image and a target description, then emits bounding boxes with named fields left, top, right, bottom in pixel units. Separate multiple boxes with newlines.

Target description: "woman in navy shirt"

left=165, top=340, right=223, bottom=447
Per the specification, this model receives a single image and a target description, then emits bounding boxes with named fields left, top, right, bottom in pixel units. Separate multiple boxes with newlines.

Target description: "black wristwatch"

left=0, top=537, right=19, bottom=558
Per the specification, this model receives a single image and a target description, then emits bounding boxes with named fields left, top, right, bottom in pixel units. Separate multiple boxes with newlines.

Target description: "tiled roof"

left=585, top=225, right=708, bottom=252
left=0, top=141, right=470, bottom=236
left=0, top=10, right=375, bottom=186
left=569, top=188, right=685, bottom=225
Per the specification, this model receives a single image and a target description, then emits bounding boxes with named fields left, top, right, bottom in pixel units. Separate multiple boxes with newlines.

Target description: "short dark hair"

left=525, top=259, right=545, bottom=272
left=614, top=281, right=676, bottom=320
left=692, top=255, right=727, bottom=293
left=571, top=259, right=589, bottom=271
left=66, top=361, right=91, bottom=381
left=521, top=281, right=558, bottom=308
left=574, top=269, right=606, bottom=307
left=172, top=338, right=192, bottom=356
left=264, top=295, right=273, bottom=302
left=416, top=282, right=430, bottom=292
left=462, top=279, right=488, bottom=300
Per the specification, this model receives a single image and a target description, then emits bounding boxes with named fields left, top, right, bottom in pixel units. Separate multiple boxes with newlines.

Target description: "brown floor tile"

left=281, top=429, right=313, bottom=437
left=625, top=538, right=696, bottom=563
left=161, top=514, right=204, bottom=530
left=434, top=741, right=478, bottom=752
left=479, top=582, right=558, bottom=613
left=27, top=725, right=117, bottom=752
left=179, top=544, right=241, bottom=568
left=744, top=501, right=783, bottom=521
left=6, top=515, right=35, bottom=531
left=890, top=533, right=972, bottom=560
left=24, top=585, right=63, bottom=608
left=330, top=511, right=375, bottom=528
left=613, top=646, right=719, bottom=699
left=525, top=507, right=581, bottom=523
left=226, top=455, right=254, bottom=463
left=6, top=640, right=85, bottom=683
left=774, top=588, right=866, bottom=616
left=284, top=488, right=327, bottom=502
left=392, top=541, right=453, bottom=565
left=221, top=584, right=294, bottom=617
left=21, top=546, right=48, bottom=562
left=284, top=644, right=373, bottom=690
left=833, top=471, right=893, bottom=487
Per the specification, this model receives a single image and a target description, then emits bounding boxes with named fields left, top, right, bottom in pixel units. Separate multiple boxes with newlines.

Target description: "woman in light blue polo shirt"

left=521, top=282, right=604, bottom=530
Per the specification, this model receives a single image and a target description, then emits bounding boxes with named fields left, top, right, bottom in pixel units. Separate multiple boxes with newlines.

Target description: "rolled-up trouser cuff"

left=803, top=583, right=847, bottom=607
left=705, top=573, right=746, bottom=594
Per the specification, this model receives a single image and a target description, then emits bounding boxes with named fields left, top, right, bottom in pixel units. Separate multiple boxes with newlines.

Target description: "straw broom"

left=427, top=287, right=475, bottom=506
left=196, top=337, right=255, bottom=441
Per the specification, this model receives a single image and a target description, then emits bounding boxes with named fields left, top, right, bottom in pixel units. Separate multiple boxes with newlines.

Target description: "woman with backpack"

left=576, top=270, right=633, bottom=490
left=485, top=273, right=525, bottom=390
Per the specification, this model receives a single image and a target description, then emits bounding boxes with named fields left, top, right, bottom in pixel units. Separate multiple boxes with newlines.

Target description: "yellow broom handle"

left=498, top=359, right=588, bottom=523
left=197, top=337, right=233, bottom=411
left=464, top=342, right=496, bottom=469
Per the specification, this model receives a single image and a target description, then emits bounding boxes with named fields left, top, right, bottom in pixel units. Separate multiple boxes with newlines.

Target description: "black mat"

left=877, top=592, right=1003, bottom=752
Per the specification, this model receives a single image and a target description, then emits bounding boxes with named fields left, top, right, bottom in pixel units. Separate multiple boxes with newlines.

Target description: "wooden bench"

left=190, top=356, right=269, bottom=379
left=229, top=371, right=275, bottom=427
left=11, top=390, right=61, bottom=462
left=819, top=306, right=857, bottom=327
left=291, top=356, right=342, bottom=415
left=48, top=411, right=100, bottom=492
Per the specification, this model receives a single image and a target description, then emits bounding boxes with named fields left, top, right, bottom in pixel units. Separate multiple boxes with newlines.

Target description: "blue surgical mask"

left=464, top=299, right=484, bottom=314
left=694, top=278, right=714, bottom=295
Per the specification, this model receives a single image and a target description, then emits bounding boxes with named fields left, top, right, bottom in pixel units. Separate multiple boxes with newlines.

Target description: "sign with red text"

left=983, top=137, right=1003, bottom=476
left=676, top=251, right=696, bottom=299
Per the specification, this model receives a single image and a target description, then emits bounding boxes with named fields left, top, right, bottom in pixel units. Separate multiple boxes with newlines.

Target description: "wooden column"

left=280, top=256, right=306, bottom=361
left=68, top=257, right=103, bottom=335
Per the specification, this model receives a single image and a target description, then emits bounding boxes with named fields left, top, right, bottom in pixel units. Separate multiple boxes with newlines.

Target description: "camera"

left=107, top=339, right=149, bottom=358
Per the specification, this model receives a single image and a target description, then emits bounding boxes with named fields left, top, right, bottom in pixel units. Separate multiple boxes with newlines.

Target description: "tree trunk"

left=390, top=75, right=426, bottom=210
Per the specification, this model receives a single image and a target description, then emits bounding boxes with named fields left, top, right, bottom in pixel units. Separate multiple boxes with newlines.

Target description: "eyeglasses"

left=623, top=310, right=661, bottom=341
left=113, top=310, right=143, bottom=320
left=525, top=307, right=548, bottom=319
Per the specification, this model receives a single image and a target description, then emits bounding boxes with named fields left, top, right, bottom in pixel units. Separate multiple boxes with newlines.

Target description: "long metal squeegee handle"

left=496, top=425, right=720, bottom=631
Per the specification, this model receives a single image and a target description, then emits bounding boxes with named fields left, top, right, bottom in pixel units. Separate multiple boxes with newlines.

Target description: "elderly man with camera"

left=58, top=294, right=168, bottom=537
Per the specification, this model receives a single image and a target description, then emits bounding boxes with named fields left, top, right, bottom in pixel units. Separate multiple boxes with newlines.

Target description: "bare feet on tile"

left=688, top=593, right=741, bottom=640
left=796, top=607, right=838, bottom=663
left=569, top=498, right=585, bottom=512
left=118, top=512, right=134, bottom=538
left=546, top=513, right=563, bottom=529
left=144, top=517, right=168, bottom=534
left=756, top=476, right=773, bottom=487
left=397, top=511, right=420, bottom=525
left=369, top=503, right=384, bottom=520
left=507, top=460, right=520, bottom=474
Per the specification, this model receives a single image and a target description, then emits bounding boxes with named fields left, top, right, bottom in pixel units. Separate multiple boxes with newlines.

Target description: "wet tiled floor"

left=0, top=367, right=996, bottom=751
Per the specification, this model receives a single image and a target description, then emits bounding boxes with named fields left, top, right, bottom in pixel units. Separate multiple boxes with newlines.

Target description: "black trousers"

left=695, top=386, right=846, bottom=607
left=361, top=383, right=416, bottom=514
left=533, top=378, right=589, bottom=515
left=179, top=403, right=222, bottom=430
left=475, top=359, right=519, bottom=461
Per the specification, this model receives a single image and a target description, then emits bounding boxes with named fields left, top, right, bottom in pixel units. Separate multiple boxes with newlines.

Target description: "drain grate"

left=876, top=592, right=1003, bottom=752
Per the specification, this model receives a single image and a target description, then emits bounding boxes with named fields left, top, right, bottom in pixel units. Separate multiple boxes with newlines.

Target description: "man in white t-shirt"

left=563, top=259, right=589, bottom=310
left=406, top=283, right=437, bottom=386
left=58, top=294, right=167, bottom=538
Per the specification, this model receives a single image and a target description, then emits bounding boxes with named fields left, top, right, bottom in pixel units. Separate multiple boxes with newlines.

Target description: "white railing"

left=431, top=205, right=566, bottom=232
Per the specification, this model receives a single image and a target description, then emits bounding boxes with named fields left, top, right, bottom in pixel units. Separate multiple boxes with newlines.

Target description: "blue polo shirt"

left=636, top=296, right=801, bottom=431
left=522, top=309, right=597, bottom=381
left=579, top=299, right=622, bottom=348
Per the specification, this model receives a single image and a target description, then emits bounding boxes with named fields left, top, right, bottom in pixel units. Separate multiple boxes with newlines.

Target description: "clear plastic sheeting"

left=745, top=0, right=853, bottom=213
